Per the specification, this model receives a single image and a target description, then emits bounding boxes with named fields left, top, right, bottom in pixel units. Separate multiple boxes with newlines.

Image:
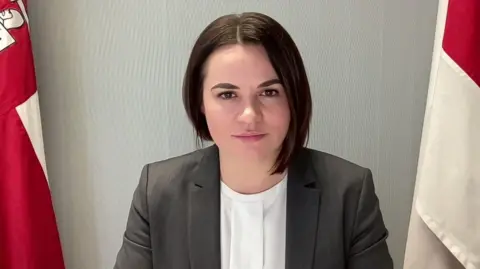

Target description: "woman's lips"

left=232, top=133, right=267, bottom=142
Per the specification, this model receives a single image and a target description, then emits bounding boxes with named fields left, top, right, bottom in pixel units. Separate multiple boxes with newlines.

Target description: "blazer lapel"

left=286, top=149, right=322, bottom=269
left=188, top=145, right=221, bottom=269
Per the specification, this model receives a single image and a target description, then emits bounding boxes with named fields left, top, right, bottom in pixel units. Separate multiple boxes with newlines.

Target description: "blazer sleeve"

left=114, top=165, right=152, bottom=269
left=348, top=169, right=394, bottom=269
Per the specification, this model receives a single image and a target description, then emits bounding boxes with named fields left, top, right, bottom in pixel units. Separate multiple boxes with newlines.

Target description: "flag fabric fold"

left=0, top=0, right=65, bottom=268
left=404, top=0, right=479, bottom=268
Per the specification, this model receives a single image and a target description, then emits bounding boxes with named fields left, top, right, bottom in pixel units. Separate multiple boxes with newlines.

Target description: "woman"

left=114, top=12, right=393, bottom=269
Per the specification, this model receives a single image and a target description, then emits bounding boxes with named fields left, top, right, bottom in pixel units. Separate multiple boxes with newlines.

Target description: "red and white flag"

left=0, top=1, right=65, bottom=268
left=404, top=0, right=479, bottom=268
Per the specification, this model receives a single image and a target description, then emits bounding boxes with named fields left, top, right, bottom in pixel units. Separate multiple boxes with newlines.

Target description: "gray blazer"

left=114, top=145, right=393, bottom=269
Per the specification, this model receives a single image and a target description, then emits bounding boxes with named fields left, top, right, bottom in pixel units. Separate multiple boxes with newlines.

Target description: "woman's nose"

left=238, top=100, right=262, bottom=124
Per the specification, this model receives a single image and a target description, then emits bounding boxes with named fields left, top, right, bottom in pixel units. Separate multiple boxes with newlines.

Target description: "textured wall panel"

left=28, top=0, right=438, bottom=268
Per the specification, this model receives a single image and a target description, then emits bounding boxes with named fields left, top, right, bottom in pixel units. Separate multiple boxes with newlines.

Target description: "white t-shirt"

left=220, top=175, right=287, bottom=269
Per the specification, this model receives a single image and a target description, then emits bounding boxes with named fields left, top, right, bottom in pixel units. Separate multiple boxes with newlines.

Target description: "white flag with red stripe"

left=404, top=0, right=479, bottom=268
left=0, top=0, right=65, bottom=268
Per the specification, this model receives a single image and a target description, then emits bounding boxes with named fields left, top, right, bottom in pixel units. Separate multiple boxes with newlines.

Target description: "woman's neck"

left=219, top=151, right=286, bottom=194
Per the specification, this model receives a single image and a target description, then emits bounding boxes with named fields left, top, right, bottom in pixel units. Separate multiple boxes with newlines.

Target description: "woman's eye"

left=261, top=89, right=279, bottom=97
left=218, top=91, right=236, bottom=99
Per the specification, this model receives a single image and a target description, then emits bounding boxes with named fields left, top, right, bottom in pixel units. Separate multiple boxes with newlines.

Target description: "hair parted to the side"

left=182, top=12, right=312, bottom=174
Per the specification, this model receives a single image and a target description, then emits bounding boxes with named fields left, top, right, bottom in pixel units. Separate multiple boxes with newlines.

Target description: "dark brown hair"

left=182, top=12, right=312, bottom=174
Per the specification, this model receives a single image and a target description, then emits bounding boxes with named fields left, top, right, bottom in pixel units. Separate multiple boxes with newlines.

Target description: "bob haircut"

left=182, top=12, right=312, bottom=174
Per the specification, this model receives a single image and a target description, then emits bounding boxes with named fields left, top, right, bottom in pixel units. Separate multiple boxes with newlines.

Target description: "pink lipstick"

left=232, top=133, right=266, bottom=142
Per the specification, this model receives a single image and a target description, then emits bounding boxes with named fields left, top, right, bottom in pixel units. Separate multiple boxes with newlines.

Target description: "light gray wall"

left=29, top=1, right=439, bottom=268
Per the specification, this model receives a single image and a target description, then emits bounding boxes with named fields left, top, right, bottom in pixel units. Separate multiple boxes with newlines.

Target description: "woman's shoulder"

left=141, top=147, right=210, bottom=183
left=302, top=147, right=368, bottom=171
left=136, top=146, right=217, bottom=194
left=299, top=147, right=374, bottom=191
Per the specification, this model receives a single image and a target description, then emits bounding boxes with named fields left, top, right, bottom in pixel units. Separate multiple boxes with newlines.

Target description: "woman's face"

left=202, top=44, right=290, bottom=161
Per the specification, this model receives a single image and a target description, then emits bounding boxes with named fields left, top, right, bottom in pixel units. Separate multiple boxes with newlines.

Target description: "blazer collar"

left=188, top=145, right=221, bottom=269
left=285, top=148, right=322, bottom=269
left=188, top=145, right=321, bottom=269
left=191, top=144, right=220, bottom=189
